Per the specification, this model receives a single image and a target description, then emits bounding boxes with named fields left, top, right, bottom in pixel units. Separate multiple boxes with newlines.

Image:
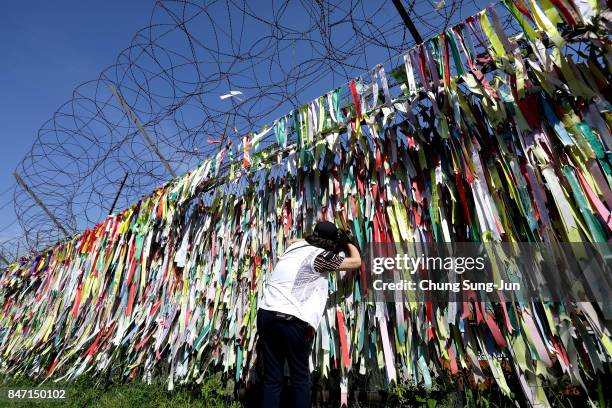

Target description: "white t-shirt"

left=259, top=241, right=344, bottom=328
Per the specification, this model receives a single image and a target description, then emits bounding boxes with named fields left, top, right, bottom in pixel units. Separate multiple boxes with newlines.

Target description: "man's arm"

left=338, top=243, right=361, bottom=270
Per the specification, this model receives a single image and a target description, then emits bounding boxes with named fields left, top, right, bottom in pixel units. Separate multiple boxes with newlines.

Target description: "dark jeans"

left=257, top=309, right=311, bottom=408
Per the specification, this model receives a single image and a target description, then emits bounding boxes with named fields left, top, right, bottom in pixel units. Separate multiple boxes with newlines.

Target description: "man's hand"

left=337, top=230, right=351, bottom=247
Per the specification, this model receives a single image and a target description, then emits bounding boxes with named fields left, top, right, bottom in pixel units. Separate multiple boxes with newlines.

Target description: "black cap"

left=311, top=221, right=338, bottom=241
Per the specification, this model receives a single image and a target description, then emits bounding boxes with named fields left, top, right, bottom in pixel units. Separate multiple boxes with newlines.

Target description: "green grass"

left=0, top=374, right=240, bottom=408
left=0, top=369, right=606, bottom=407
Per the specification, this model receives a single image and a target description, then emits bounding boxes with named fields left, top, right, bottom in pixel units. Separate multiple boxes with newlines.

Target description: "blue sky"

left=0, top=1, right=150, bottom=243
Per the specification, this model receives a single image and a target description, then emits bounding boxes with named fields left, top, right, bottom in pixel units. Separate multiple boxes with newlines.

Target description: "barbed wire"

left=9, top=0, right=489, bottom=254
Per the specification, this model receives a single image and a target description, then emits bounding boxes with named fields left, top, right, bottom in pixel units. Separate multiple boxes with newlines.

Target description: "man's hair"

left=305, top=221, right=340, bottom=252
left=304, top=234, right=338, bottom=252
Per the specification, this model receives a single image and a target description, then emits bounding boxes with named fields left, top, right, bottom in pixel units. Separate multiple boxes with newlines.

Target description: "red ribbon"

left=549, top=0, right=577, bottom=27
left=336, top=308, right=351, bottom=368
left=455, top=172, right=472, bottom=226
left=442, top=33, right=451, bottom=87
left=72, top=283, right=83, bottom=318
left=349, top=79, right=362, bottom=119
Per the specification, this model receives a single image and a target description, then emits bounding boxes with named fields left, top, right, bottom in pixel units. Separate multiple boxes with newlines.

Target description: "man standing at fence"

left=257, top=221, right=362, bottom=408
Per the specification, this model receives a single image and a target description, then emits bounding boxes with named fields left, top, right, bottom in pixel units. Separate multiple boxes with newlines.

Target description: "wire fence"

left=5, top=0, right=494, bottom=258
